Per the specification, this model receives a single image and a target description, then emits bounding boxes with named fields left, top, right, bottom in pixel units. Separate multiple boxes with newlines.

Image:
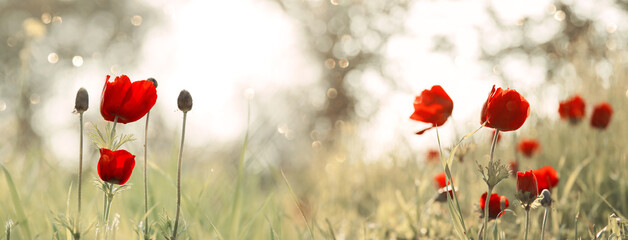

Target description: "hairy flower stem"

left=172, top=112, right=188, bottom=240
left=143, top=112, right=150, bottom=238
left=75, top=112, right=84, bottom=239
left=110, top=116, right=119, bottom=145
left=483, top=129, right=500, bottom=240
left=524, top=207, right=530, bottom=240
left=103, top=183, right=113, bottom=223
left=541, top=207, right=549, bottom=240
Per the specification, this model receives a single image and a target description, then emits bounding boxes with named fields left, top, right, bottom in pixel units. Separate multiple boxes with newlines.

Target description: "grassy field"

left=1, top=88, right=627, bottom=240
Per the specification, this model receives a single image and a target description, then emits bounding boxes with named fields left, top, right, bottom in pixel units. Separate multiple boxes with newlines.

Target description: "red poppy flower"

left=410, top=85, right=454, bottom=134
left=590, top=102, right=613, bottom=129
left=480, top=85, right=530, bottom=131
left=517, top=138, right=540, bottom=158
left=480, top=192, right=509, bottom=219
left=426, top=149, right=440, bottom=163
left=532, top=166, right=559, bottom=192
left=98, top=148, right=136, bottom=185
left=516, top=170, right=538, bottom=205
left=558, top=95, right=585, bottom=124
left=100, top=75, right=157, bottom=124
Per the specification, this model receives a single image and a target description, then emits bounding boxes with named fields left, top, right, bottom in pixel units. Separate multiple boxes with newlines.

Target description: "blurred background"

left=1, top=0, right=627, bottom=238
left=1, top=0, right=627, bottom=168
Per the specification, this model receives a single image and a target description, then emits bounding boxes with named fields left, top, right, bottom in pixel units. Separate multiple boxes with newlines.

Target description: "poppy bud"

left=74, top=88, right=89, bottom=113
left=540, top=189, right=552, bottom=207
left=177, top=90, right=193, bottom=112
left=147, top=77, right=158, bottom=88
left=516, top=170, right=538, bottom=206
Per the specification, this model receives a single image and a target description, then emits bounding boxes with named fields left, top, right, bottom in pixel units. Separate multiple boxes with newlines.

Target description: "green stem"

left=541, top=207, right=549, bottom=240
left=110, top=116, right=118, bottom=147
left=483, top=186, right=493, bottom=240
left=76, top=112, right=84, bottom=239
left=524, top=208, right=530, bottom=240
left=172, top=112, right=187, bottom=240
left=483, top=129, right=499, bottom=240
left=103, top=183, right=113, bottom=223
left=144, top=112, right=150, bottom=238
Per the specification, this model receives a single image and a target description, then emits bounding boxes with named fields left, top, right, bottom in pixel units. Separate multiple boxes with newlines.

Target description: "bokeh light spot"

left=327, top=88, right=338, bottom=99
left=244, top=88, right=255, bottom=99
left=30, top=95, right=40, bottom=105
left=325, top=58, right=336, bottom=69
left=47, top=53, right=59, bottom=64
left=72, top=56, right=83, bottom=67
left=41, top=13, right=52, bottom=24
left=0, top=101, right=6, bottom=111
left=554, top=11, right=565, bottom=21
left=52, top=16, right=62, bottom=24
left=131, top=15, right=143, bottom=26
left=338, top=58, right=349, bottom=68
left=330, top=0, right=340, bottom=6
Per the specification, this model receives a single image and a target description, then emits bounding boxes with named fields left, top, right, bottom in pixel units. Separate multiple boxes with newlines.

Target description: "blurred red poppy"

left=516, top=170, right=538, bottom=205
left=100, top=75, right=157, bottom=124
left=98, top=148, right=136, bottom=185
left=517, top=138, right=540, bottom=158
left=410, top=85, right=453, bottom=134
left=480, top=192, right=509, bottom=219
left=426, top=149, right=440, bottom=163
left=558, top=95, right=585, bottom=124
left=590, top=102, right=613, bottom=129
left=434, top=172, right=451, bottom=189
left=480, top=85, right=530, bottom=131
left=532, top=166, right=559, bottom=192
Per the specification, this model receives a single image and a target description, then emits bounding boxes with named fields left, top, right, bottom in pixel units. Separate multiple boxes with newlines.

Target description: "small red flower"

left=426, top=149, right=440, bottom=163
left=532, top=166, right=559, bottom=192
left=480, top=192, right=509, bottom=219
left=434, top=172, right=452, bottom=189
left=558, top=95, right=586, bottom=124
left=517, top=138, right=540, bottom=158
left=480, top=85, right=530, bottom=131
left=98, top=148, right=136, bottom=185
left=100, top=75, right=157, bottom=124
left=410, top=85, right=454, bottom=134
left=590, top=102, right=613, bottom=129
left=516, top=170, right=538, bottom=205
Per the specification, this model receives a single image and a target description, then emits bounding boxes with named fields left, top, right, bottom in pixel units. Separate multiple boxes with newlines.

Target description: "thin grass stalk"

left=524, top=208, right=530, bottom=240
left=541, top=207, right=549, bottom=240
left=172, top=112, right=187, bottom=240
left=230, top=102, right=250, bottom=238
left=76, top=112, right=84, bottom=239
left=484, top=129, right=500, bottom=240
left=143, top=111, right=150, bottom=238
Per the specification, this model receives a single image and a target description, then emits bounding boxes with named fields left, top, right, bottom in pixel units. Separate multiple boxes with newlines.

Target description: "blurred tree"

left=266, top=0, right=413, bottom=165
left=0, top=0, right=159, bottom=167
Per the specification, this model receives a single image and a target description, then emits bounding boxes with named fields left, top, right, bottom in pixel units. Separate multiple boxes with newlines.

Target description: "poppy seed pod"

left=147, top=77, right=158, bottom=88
left=178, top=90, right=193, bottom=112
left=540, top=189, right=552, bottom=207
left=74, top=87, right=89, bottom=113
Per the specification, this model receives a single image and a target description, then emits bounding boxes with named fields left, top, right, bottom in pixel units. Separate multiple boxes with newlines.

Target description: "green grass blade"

left=230, top=101, right=251, bottom=238
left=0, top=163, right=32, bottom=239
left=281, top=170, right=314, bottom=239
